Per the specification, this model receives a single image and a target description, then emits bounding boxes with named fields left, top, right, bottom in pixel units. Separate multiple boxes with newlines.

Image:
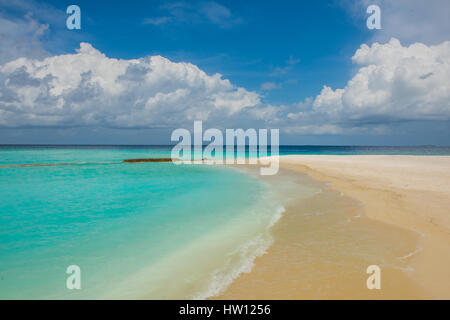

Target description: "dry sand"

left=218, top=155, right=450, bottom=299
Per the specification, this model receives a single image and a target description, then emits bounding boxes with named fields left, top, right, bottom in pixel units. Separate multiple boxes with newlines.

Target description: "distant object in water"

left=123, top=158, right=174, bottom=163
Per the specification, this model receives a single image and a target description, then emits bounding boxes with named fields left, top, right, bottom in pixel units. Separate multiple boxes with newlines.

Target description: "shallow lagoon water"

left=0, top=147, right=283, bottom=299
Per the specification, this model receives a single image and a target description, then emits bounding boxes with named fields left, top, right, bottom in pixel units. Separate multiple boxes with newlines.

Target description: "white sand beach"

left=218, top=155, right=450, bottom=299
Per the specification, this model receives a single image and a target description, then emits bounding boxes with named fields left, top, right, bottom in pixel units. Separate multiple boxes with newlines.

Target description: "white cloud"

left=143, top=1, right=242, bottom=28
left=269, top=66, right=291, bottom=77
left=342, top=0, right=450, bottom=45
left=0, top=0, right=83, bottom=66
left=269, top=55, right=300, bottom=77
left=200, top=2, right=242, bottom=28
left=260, top=82, right=281, bottom=91
left=312, top=38, right=450, bottom=122
left=286, top=55, right=300, bottom=65
left=0, top=43, right=260, bottom=128
left=0, top=13, right=49, bottom=64
left=143, top=16, right=172, bottom=26
left=1, top=37, right=449, bottom=137
left=278, top=38, right=450, bottom=135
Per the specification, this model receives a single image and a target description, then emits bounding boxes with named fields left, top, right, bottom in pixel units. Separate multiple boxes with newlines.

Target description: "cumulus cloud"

left=0, top=43, right=260, bottom=128
left=274, top=38, right=450, bottom=134
left=313, top=38, right=450, bottom=121
left=1, top=37, right=449, bottom=138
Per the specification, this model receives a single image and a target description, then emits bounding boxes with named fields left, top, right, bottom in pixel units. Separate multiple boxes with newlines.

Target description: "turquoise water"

left=0, top=147, right=282, bottom=299
left=1, top=145, right=449, bottom=299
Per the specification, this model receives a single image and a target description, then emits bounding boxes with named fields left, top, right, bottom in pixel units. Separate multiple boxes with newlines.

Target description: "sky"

left=0, top=0, right=449, bottom=145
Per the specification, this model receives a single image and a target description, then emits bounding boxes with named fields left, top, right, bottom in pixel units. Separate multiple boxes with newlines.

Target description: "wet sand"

left=218, top=155, right=450, bottom=299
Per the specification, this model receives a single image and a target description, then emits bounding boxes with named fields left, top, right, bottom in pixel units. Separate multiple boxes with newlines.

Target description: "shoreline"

left=217, top=155, right=450, bottom=299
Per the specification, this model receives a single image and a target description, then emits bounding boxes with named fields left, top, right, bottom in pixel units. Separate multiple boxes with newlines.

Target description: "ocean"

left=1, top=145, right=449, bottom=299
left=0, top=145, right=286, bottom=299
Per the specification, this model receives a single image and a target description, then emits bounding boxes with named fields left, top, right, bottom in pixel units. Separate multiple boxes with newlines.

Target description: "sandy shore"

left=218, top=155, right=450, bottom=299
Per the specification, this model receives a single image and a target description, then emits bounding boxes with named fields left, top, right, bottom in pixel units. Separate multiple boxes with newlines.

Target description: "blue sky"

left=0, top=0, right=449, bottom=145
left=15, top=0, right=366, bottom=103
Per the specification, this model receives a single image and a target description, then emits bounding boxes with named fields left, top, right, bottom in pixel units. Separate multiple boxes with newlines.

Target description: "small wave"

left=398, top=230, right=425, bottom=260
left=384, top=263, right=415, bottom=274
left=194, top=205, right=286, bottom=299
left=194, top=234, right=272, bottom=300
left=268, top=206, right=286, bottom=228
